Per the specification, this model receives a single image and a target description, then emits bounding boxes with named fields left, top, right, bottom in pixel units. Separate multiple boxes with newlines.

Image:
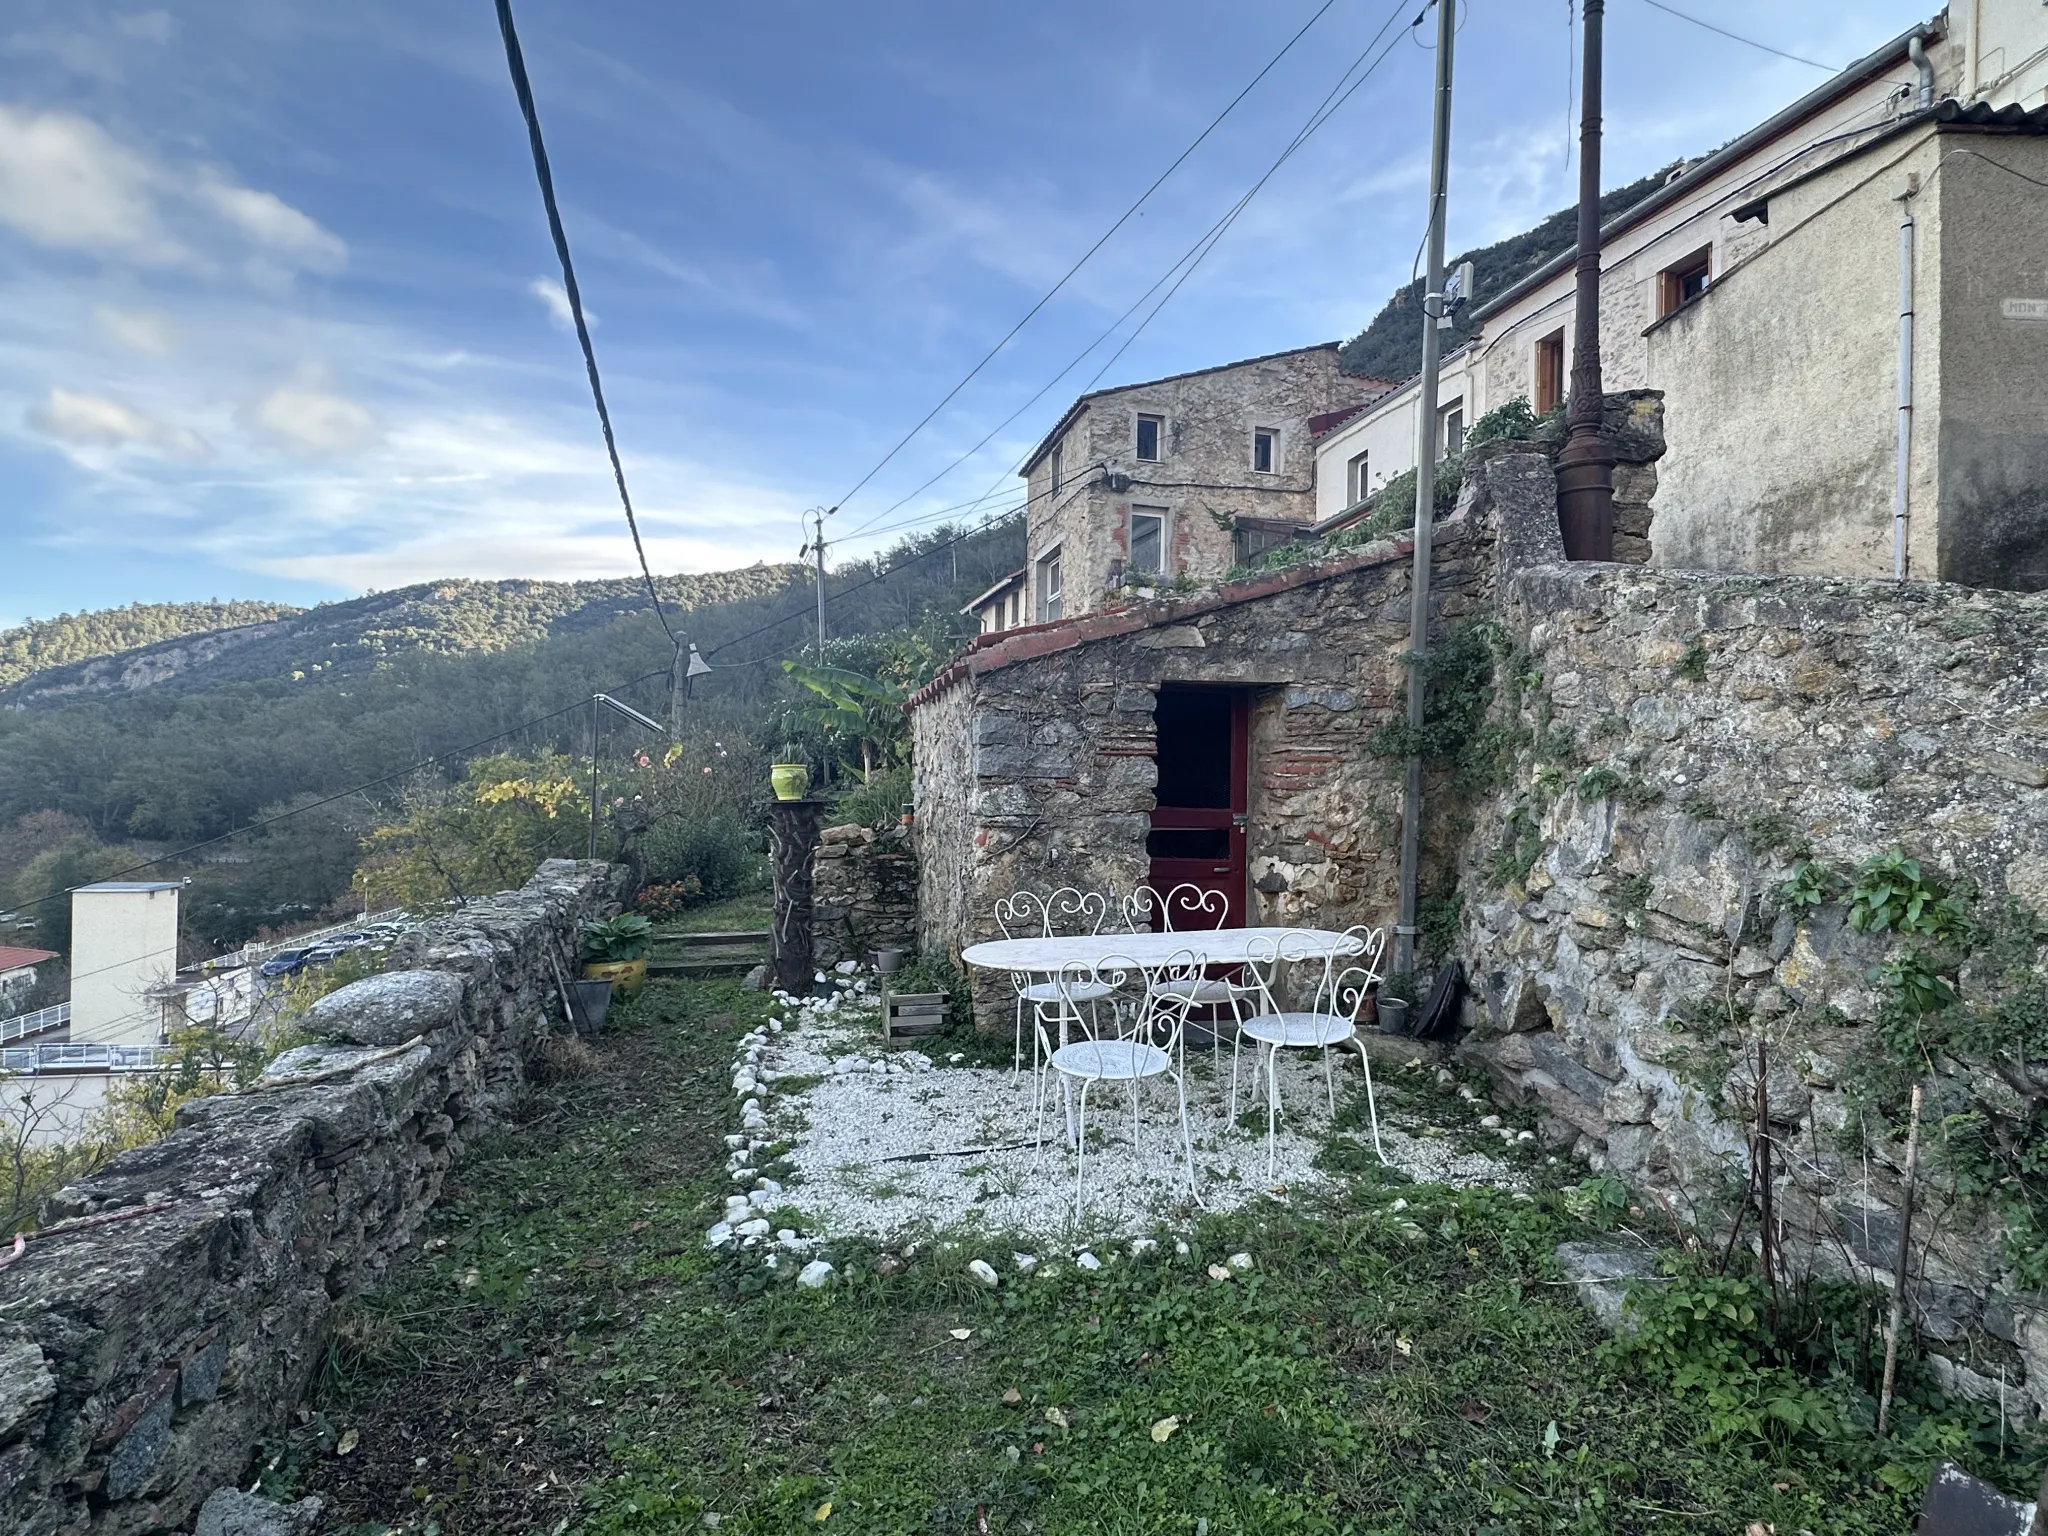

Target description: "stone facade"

left=909, top=441, right=1558, bottom=992
left=1020, top=344, right=1388, bottom=623
left=1455, top=562, right=2048, bottom=1408
left=0, top=860, right=620, bottom=1535
left=811, top=823, right=918, bottom=969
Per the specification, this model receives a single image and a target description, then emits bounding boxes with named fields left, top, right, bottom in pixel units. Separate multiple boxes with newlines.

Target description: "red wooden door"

left=1146, top=688, right=1249, bottom=928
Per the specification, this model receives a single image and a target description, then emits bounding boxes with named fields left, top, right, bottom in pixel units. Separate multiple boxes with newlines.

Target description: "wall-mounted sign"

left=2002, top=298, right=2048, bottom=321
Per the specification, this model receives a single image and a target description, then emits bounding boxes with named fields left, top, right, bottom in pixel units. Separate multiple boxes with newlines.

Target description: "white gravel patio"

left=705, top=967, right=1525, bottom=1257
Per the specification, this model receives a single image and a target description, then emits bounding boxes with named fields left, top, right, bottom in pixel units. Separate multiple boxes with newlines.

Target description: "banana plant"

left=780, top=661, right=908, bottom=782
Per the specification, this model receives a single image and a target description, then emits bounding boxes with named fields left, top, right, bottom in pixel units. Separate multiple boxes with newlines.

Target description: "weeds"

left=286, top=977, right=2046, bottom=1535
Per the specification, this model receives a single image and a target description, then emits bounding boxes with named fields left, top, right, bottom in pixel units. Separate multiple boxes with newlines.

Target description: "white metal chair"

left=1122, top=882, right=1256, bottom=1046
left=1232, top=926, right=1389, bottom=1176
left=1031, top=949, right=1206, bottom=1221
left=993, top=887, right=1113, bottom=1077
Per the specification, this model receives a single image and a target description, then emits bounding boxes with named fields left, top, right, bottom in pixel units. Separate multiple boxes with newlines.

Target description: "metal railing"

left=0, top=1003, right=70, bottom=1046
left=217, top=909, right=412, bottom=972
left=0, top=1042, right=171, bottom=1075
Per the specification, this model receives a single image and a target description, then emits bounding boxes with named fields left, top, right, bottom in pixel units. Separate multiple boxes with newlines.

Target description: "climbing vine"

left=1783, top=849, right=2048, bottom=1284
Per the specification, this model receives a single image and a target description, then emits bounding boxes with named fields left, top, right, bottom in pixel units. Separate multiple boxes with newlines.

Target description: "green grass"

left=292, top=979, right=2043, bottom=1535
left=654, top=891, right=773, bottom=934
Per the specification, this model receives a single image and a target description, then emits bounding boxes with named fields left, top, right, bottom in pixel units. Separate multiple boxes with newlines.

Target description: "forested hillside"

left=1, top=567, right=807, bottom=708
left=1339, top=161, right=1679, bottom=383
left=0, top=518, right=1023, bottom=950
left=0, top=600, right=301, bottom=688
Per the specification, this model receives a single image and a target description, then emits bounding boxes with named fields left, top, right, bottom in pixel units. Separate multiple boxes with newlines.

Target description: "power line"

left=494, top=0, right=683, bottom=652
left=705, top=503, right=1034, bottom=661
left=1078, top=1, right=1419, bottom=395
left=826, top=0, right=1347, bottom=517
left=1628, top=0, right=1839, bottom=72
left=844, top=2, right=1418, bottom=550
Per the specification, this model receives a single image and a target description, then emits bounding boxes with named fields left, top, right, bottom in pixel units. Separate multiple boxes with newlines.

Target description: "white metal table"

left=960, top=927, right=1366, bottom=976
left=962, top=927, right=1370, bottom=1147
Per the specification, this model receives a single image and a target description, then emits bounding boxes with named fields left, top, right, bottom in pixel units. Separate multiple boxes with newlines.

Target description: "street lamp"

left=587, top=692, right=667, bottom=860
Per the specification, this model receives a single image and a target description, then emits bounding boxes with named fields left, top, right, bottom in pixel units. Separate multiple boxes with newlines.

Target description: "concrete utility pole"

left=1394, top=0, right=1457, bottom=981
left=1555, top=0, right=1615, bottom=558
left=807, top=506, right=832, bottom=663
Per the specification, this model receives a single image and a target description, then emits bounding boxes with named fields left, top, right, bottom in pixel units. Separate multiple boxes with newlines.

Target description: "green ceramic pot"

left=770, top=762, right=810, bottom=801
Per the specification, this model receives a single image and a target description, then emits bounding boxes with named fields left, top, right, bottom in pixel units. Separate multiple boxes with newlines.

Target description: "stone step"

left=646, top=956, right=763, bottom=979
left=652, top=929, right=771, bottom=949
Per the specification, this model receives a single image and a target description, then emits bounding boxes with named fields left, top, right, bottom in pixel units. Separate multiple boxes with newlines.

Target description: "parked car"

left=259, top=948, right=311, bottom=978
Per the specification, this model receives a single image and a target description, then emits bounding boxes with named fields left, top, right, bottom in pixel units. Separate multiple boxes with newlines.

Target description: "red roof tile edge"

left=907, top=511, right=1470, bottom=711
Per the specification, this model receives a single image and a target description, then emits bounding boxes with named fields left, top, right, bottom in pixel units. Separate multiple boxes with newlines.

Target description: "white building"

left=70, top=881, right=182, bottom=1046
left=1314, top=5, right=2048, bottom=583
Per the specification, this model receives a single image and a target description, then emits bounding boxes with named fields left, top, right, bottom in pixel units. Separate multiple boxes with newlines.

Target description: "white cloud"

left=0, top=103, right=346, bottom=279
left=196, top=178, right=346, bottom=273
left=528, top=276, right=585, bottom=331
left=0, top=105, right=171, bottom=259
left=94, top=304, right=176, bottom=354
left=244, top=375, right=377, bottom=456
left=27, top=386, right=207, bottom=458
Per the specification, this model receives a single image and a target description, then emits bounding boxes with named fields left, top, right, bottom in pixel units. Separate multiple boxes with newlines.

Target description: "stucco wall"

left=1647, top=127, right=1947, bottom=578
left=1024, top=347, right=1381, bottom=620
left=1934, top=132, right=2048, bottom=589
left=1312, top=349, right=1475, bottom=522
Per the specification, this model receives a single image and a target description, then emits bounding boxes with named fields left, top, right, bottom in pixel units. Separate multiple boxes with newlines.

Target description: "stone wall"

left=811, top=823, right=918, bottom=968
left=910, top=442, right=1561, bottom=1004
left=0, top=860, right=620, bottom=1535
left=1022, top=345, right=1386, bottom=621
left=1453, top=564, right=2048, bottom=1407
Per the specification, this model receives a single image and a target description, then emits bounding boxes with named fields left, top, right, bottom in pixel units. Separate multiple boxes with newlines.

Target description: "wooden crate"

left=883, top=990, right=948, bottom=1044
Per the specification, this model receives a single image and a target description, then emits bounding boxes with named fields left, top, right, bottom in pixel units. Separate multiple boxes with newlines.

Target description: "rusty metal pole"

left=1555, top=0, right=1615, bottom=559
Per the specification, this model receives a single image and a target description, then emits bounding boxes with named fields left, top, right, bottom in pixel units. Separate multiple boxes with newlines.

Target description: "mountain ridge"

left=1, top=567, right=806, bottom=709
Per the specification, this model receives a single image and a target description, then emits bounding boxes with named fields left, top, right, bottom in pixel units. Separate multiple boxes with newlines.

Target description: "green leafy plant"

left=1872, top=950, right=1960, bottom=1021
left=780, top=662, right=909, bottom=782
left=1780, top=861, right=1840, bottom=913
left=1847, top=849, right=1971, bottom=940
left=1576, top=766, right=1623, bottom=801
left=579, top=913, right=653, bottom=964
left=1463, top=394, right=1542, bottom=448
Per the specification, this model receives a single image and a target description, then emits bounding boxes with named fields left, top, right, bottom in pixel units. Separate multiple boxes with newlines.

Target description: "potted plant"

left=770, top=741, right=810, bottom=802
left=580, top=913, right=653, bottom=997
left=1373, top=971, right=1416, bottom=1035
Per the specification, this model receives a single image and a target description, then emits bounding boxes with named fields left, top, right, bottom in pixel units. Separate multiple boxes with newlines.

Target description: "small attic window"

left=1657, top=247, right=1712, bottom=317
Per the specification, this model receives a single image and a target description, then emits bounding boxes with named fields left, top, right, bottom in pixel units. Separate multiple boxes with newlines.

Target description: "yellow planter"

left=582, top=957, right=647, bottom=997
left=770, top=762, right=810, bottom=800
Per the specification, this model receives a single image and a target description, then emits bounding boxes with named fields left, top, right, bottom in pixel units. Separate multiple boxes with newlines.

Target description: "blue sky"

left=0, top=0, right=1931, bottom=627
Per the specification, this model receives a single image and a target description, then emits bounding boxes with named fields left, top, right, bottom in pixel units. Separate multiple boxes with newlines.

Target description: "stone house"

left=1017, top=343, right=1389, bottom=626
left=1314, top=5, right=2048, bottom=588
left=910, top=440, right=1556, bottom=955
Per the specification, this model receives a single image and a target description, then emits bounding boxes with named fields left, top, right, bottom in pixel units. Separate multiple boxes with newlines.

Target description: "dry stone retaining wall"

left=0, top=859, right=620, bottom=1535
left=1454, top=564, right=2048, bottom=1408
left=811, top=823, right=918, bottom=969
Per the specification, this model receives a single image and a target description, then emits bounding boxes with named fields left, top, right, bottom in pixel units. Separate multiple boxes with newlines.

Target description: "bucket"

left=567, top=978, right=613, bottom=1034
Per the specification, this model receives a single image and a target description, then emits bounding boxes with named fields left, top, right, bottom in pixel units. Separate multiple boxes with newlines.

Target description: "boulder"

left=194, top=1489, right=325, bottom=1536
left=307, top=970, right=465, bottom=1047
left=1555, top=1239, right=1664, bottom=1334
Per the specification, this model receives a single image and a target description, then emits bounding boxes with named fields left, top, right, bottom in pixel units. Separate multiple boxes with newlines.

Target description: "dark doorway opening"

left=1146, top=686, right=1248, bottom=928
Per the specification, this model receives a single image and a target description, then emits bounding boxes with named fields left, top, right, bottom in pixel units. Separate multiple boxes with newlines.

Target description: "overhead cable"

left=1629, top=0, right=1838, bottom=72
left=494, top=0, right=684, bottom=650
left=826, top=0, right=1347, bottom=517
